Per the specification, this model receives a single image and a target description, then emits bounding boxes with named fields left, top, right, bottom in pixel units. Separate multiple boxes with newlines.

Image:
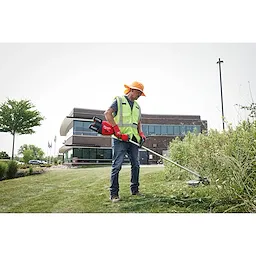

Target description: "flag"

left=54, top=136, right=57, bottom=143
left=48, top=141, right=52, bottom=148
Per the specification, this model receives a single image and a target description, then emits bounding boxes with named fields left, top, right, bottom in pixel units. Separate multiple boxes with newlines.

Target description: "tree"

left=0, top=99, right=45, bottom=160
left=0, top=151, right=10, bottom=159
left=18, top=144, right=45, bottom=163
left=23, top=149, right=34, bottom=164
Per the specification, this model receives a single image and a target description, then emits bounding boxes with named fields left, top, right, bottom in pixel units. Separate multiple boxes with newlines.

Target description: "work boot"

left=131, top=191, right=144, bottom=196
left=110, top=195, right=120, bottom=202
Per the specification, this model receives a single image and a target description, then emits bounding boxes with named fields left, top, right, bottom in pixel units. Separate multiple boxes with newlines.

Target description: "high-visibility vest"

left=113, top=96, right=141, bottom=142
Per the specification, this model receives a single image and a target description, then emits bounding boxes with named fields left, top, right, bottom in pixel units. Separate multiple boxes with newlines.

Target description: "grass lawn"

left=0, top=165, right=219, bottom=213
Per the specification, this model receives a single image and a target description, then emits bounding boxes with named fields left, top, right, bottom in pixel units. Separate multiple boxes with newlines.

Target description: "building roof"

left=60, top=116, right=93, bottom=136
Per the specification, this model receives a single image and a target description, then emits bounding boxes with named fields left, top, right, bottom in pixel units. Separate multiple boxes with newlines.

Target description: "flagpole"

left=47, top=141, right=49, bottom=164
left=50, top=141, right=52, bottom=164
left=54, top=135, right=57, bottom=157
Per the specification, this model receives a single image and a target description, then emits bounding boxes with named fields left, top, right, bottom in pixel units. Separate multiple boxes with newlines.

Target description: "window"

left=161, top=125, right=167, bottom=135
left=96, top=149, right=104, bottom=159
left=174, top=126, right=180, bottom=135
left=185, top=125, right=192, bottom=133
left=74, top=148, right=83, bottom=158
left=103, top=149, right=112, bottom=160
left=167, top=126, right=174, bottom=135
left=90, top=148, right=96, bottom=159
left=142, top=124, right=149, bottom=136
left=148, top=125, right=155, bottom=135
left=83, top=149, right=89, bottom=159
left=73, top=120, right=97, bottom=135
left=184, top=125, right=200, bottom=134
left=194, top=126, right=201, bottom=134
left=154, top=125, right=161, bottom=135
left=180, top=126, right=185, bottom=135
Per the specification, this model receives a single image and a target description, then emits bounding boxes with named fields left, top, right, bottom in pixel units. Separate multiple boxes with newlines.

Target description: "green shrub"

left=29, top=167, right=33, bottom=175
left=0, top=159, right=10, bottom=163
left=6, top=160, right=18, bottom=179
left=165, top=120, right=256, bottom=212
left=212, top=154, right=256, bottom=212
left=0, top=162, right=8, bottom=180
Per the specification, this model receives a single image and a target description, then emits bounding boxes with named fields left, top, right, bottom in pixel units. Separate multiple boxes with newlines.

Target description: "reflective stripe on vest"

left=113, top=96, right=141, bottom=141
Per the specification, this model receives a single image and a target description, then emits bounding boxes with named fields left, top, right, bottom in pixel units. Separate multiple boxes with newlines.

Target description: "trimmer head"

left=200, top=177, right=210, bottom=185
left=187, top=177, right=210, bottom=187
left=187, top=180, right=200, bottom=187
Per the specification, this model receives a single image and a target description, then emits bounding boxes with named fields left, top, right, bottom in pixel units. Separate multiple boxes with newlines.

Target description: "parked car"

left=28, top=160, right=41, bottom=165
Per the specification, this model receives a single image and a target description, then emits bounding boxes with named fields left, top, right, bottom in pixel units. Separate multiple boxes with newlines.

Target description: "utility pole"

left=217, top=58, right=225, bottom=130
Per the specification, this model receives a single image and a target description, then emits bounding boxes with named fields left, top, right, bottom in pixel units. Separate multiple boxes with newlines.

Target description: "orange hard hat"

left=124, top=81, right=146, bottom=96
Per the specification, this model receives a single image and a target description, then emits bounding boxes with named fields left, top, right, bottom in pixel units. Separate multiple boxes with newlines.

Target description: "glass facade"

left=73, top=147, right=112, bottom=160
left=64, top=147, right=113, bottom=164
left=72, top=120, right=201, bottom=137
left=63, top=120, right=202, bottom=164
left=64, top=149, right=73, bottom=163
left=142, top=124, right=201, bottom=136
left=73, top=121, right=98, bottom=136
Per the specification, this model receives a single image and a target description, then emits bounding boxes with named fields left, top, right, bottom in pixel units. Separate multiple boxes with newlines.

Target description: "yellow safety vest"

left=113, top=96, right=141, bottom=142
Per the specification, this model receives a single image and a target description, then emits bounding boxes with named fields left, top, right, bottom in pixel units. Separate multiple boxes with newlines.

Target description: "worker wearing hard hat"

left=104, top=81, right=146, bottom=202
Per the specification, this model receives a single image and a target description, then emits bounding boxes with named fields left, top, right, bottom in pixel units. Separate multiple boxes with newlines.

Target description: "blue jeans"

left=110, top=139, right=140, bottom=196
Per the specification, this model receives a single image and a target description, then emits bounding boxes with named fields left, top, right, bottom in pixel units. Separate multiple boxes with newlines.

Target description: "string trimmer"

left=128, top=139, right=210, bottom=186
left=89, top=116, right=210, bottom=186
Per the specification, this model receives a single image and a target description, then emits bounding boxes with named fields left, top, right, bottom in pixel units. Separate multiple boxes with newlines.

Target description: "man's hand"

left=121, top=134, right=129, bottom=141
left=139, top=131, right=146, bottom=147
left=113, top=125, right=122, bottom=139
left=101, top=121, right=114, bottom=135
left=113, top=125, right=129, bottom=141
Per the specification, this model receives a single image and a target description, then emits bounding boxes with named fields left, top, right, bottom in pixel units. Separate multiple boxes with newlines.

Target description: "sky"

left=0, top=43, right=255, bottom=157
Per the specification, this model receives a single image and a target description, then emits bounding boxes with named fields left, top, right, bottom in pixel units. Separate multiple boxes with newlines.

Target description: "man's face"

left=131, top=89, right=142, bottom=100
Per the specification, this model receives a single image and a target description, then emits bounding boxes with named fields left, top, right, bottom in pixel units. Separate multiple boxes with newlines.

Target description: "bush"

left=0, top=159, right=9, bottom=163
left=165, top=120, right=256, bottom=212
left=29, top=167, right=33, bottom=175
left=6, top=160, right=18, bottom=179
left=0, top=162, right=8, bottom=180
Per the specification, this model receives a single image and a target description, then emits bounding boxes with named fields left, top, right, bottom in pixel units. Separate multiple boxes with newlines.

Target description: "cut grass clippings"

left=0, top=165, right=236, bottom=213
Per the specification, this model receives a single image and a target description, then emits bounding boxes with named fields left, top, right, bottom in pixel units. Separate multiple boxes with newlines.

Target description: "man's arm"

left=138, top=120, right=146, bottom=146
left=104, top=107, right=117, bottom=127
left=138, top=120, right=143, bottom=133
left=104, top=107, right=129, bottom=141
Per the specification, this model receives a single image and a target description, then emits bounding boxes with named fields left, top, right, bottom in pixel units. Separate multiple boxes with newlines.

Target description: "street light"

left=217, top=58, right=225, bottom=130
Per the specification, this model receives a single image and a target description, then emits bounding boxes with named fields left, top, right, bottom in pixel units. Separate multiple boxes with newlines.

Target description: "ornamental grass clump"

left=165, top=120, right=256, bottom=212
left=212, top=154, right=256, bottom=212
left=29, top=166, right=33, bottom=175
left=0, top=162, right=8, bottom=180
left=6, top=160, right=18, bottom=179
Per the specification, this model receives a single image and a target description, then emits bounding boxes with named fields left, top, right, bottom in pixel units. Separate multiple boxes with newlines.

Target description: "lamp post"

left=217, top=58, right=225, bottom=130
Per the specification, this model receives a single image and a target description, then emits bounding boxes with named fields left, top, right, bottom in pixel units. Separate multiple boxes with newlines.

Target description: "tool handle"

left=129, top=139, right=201, bottom=178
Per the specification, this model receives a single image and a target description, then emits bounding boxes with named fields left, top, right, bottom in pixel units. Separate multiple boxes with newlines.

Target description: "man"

left=104, top=81, right=146, bottom=202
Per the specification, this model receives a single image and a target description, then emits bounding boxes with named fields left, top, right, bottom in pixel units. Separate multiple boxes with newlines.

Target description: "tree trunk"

left=12, top=133, right=15, bottom=160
